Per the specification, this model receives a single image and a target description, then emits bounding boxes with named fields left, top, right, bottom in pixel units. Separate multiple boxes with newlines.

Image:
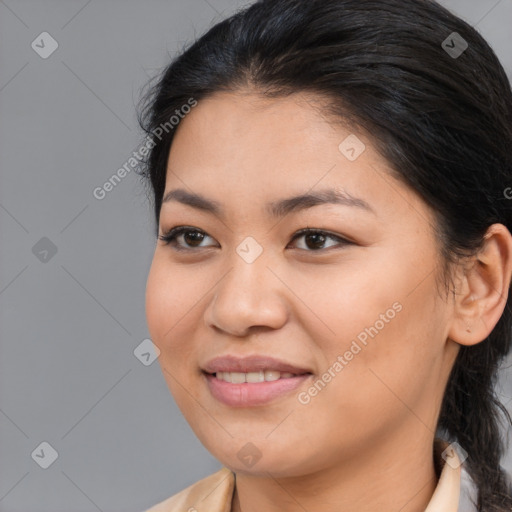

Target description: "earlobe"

left=447, top=224, right=512, bottom=347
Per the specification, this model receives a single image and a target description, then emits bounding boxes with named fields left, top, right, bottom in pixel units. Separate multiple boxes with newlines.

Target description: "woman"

left=138, top=0, right=512, bottom=510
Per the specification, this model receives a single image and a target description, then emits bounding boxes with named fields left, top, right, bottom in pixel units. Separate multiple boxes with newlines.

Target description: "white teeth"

left=264, top=370, right=280, bottom=381
left=230, top=372, right=246, bottom=384
left=246, top=371, right=265, bottom=383
left=215, top=370, right=297, bottom=382
left=219, top=372, right=232, bottom=383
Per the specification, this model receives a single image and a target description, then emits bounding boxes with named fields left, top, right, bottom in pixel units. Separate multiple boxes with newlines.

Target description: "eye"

left=158, top=226, right=353, bottom=252
left=158, top=226, right=217, bottom=251
left=288, top=228, right=353, bottom=251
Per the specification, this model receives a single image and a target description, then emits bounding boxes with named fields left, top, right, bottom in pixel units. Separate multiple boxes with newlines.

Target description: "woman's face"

left=145, top=90, right=459, bottom=476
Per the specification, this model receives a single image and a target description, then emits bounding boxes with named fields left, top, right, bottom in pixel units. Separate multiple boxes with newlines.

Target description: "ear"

left=448, top=223, right=512, bottom=346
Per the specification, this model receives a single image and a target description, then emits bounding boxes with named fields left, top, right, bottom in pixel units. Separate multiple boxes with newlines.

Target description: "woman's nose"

left=202, top=241, right=289, bottom=337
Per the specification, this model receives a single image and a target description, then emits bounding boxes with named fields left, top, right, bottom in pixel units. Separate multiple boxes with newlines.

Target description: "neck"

left=231, top=433, right=438, bottom=512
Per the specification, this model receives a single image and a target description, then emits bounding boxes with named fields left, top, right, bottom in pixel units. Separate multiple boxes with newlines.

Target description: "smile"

left=203, top=371, right=312, bottom=407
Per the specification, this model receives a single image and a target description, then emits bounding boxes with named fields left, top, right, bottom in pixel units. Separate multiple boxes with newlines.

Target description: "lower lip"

left=203, top=372, right=312, bottom=407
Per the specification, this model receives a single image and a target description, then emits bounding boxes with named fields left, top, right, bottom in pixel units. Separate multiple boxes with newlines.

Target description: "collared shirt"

left=145, top=439, right=478, bottom=512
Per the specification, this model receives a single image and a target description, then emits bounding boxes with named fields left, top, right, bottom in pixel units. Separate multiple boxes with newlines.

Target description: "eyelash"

left=157, top=226, right=353, bottom=253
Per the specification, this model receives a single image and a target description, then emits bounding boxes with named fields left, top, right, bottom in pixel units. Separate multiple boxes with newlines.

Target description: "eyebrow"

left=161, top=187, right=375, bottom=218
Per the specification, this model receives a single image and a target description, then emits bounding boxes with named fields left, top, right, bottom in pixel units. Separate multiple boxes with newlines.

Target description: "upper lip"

left=202, top=355, right=313, bottom=375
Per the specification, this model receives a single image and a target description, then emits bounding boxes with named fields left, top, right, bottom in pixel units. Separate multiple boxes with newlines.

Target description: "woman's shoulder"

left=144, top=467, right=235, bottom=512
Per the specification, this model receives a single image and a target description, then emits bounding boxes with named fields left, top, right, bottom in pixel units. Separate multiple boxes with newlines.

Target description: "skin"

left=145, top=89, right=512, bottom=512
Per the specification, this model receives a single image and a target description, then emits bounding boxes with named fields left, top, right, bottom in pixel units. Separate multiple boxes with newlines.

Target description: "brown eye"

left=158, top=227, right=217, bottom=251
left=182, top=230, right=205, bottom=247
left=304, top=232, right=327, bottom=250
left=289, top=229, right=352, bottom=251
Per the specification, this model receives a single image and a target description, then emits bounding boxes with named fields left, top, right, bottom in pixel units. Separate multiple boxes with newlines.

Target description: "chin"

left=210, top=443, right=319, bottom=478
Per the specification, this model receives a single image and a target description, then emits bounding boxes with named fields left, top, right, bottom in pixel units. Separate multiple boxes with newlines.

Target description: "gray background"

left=0, top=0, right=511, bottom=511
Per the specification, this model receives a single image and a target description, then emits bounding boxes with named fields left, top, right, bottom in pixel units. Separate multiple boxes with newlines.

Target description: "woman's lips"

left=202, top=354, right=313, bottom=376
left=203, top=371, right=313, bottom=407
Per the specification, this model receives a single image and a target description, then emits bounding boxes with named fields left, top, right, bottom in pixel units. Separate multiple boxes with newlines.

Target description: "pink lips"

left=202, top=355, right=313, bottom=407
left=202, top=354, right=312, bottom=375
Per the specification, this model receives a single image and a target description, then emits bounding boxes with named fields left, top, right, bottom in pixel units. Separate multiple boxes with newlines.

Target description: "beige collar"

left=146, top=438, right=462, bottom=512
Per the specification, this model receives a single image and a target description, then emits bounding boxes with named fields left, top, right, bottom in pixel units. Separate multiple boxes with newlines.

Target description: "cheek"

left=145, top=255, right=197, bottom=357
left=145, top=256, right=170, bottom=344
left=145, top=257, right=202, bottom=411
left=290, top=251, right=443, bottom=415
left=282, top=253, right=408, bottom=351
